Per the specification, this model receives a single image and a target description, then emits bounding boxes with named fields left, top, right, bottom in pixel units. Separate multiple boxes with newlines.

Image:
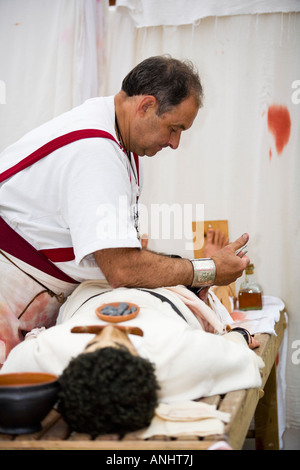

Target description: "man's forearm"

left=94, top=233, right=250, bottom=289
left=94, top=247, right=194, bottom=288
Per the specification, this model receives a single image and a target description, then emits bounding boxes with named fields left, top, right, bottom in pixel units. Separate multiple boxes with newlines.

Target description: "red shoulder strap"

left=133, top=152, right=139, bottom=188
left=0, top=129, right=140, bottom=265
left=0, top=216, right=78, bottom=283
left=0, top=129, right=124, bottom=183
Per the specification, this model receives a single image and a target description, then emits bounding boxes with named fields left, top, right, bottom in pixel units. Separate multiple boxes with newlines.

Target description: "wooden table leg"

left=254, top=363, right=279, bottom=450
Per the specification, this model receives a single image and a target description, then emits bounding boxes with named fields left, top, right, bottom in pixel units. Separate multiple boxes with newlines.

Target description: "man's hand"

left=249, top=336, right=260, bottom=349
left=211, top=233, right=250, bottom=286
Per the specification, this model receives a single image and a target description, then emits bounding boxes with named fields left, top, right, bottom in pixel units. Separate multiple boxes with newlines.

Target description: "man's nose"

left=168, top=132, right=181, bottom=149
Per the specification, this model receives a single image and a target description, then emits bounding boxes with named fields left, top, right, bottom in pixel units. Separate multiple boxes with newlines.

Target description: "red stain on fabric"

left=267, top=105, right=291, bottom=156
left=269, top=148, right=272, bottom=160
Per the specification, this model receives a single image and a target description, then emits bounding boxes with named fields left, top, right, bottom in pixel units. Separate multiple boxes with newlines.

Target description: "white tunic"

left=0, top=97, right=142, bottom=282
left=1, top=282, right=264, bottom=403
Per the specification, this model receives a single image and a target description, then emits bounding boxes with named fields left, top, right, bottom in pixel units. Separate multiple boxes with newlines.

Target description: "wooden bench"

left=0, top=310, right=286, bottom=450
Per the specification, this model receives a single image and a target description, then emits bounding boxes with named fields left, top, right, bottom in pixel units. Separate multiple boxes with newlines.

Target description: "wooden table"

left=0, top=310, right=287, bottom=451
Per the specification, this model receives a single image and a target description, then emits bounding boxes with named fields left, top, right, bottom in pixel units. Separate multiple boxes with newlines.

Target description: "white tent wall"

left=0, top=0, right=109, bottom=152
left=0, top=0, right=300, bottom=448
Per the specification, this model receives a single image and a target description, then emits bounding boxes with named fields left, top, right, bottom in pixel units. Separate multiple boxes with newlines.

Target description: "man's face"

left=83, top=325, right=138, bottom=357
left=132, top=95, right=199, bottom=157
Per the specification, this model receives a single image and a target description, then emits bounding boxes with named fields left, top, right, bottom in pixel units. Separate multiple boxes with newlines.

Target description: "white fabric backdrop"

left=0, top=0, right=108, bottom=152
left=0, top=0, right=299, bottom=435
left=116, top=0, right=300, bottom=27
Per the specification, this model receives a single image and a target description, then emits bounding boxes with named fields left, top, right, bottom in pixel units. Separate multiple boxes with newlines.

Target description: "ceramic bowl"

left=96, top=302, right=140, bottom=323
left=0, top=372, right=59, bottom=434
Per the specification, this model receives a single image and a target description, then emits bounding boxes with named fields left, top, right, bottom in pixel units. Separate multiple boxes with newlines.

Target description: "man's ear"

left=137, top=95, right=157, bottom=116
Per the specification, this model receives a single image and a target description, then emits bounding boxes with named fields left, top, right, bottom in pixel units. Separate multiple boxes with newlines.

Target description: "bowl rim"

left=0, top=372, right=58, bottom=388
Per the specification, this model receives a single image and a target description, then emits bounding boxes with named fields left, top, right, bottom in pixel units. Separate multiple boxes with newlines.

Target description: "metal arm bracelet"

left=190, top=258, right=216, bottom=288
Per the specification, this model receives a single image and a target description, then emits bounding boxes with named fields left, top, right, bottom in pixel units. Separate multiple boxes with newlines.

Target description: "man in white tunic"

left=1, top=281, right=263, bottom=436
left=0, top=56, right=249, bottom=364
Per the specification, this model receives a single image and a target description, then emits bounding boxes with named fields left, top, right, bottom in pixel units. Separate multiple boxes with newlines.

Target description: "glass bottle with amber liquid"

left=238, top=264, right=263, bottom=310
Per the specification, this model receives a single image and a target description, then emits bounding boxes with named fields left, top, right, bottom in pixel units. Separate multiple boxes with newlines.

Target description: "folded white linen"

left=139, top=401, right=230, bottom=439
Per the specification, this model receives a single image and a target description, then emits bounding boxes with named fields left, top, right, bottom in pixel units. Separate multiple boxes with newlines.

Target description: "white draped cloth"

left=115, top=0, right=300, bottom=27
left=0, top=0, right=108, bottom=152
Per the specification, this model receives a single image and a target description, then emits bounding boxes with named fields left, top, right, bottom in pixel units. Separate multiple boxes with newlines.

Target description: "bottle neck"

left=245, top=272, right=255, bottom=282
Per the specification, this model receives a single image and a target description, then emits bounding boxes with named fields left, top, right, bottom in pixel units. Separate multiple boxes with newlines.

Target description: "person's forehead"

left=163, top=97, right=199, bottom=128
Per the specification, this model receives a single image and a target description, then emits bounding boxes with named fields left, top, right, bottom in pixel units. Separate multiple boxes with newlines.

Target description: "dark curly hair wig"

left=57, top=346, right=159, bottom=437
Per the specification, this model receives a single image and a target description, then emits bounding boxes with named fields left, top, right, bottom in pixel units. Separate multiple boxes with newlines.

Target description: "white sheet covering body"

left=1, top=282, right=263, bottom=403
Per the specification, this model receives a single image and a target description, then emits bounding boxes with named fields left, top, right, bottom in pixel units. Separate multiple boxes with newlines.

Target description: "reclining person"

left=1, top=281, right=263, bottom=437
